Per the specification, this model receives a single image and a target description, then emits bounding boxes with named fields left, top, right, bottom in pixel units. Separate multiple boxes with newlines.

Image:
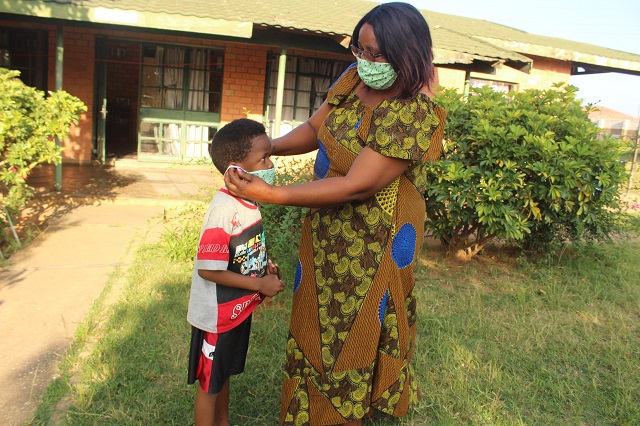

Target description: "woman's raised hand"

left=224, top=167, right=269, bottom=202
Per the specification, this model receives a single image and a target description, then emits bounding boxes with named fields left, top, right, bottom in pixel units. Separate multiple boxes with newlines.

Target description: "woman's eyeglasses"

left=350, top=45, right=385, bottom=62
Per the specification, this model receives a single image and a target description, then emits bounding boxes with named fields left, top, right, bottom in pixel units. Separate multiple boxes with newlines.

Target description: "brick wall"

left=48, top=26, right=96, bottom=163
left=220, top=42, right=270, bottom=123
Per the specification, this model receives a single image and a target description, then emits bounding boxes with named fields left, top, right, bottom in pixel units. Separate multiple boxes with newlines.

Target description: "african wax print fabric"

left=280, top=65, right=447, bottom=425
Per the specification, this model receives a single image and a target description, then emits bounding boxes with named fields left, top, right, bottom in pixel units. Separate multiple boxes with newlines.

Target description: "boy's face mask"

left=225, top=165, right=276, bottom=186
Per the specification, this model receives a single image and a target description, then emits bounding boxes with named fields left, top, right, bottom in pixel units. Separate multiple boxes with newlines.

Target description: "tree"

left=426, top=84, right=628, bottom=258
left=0, top=68, right=86, bottom=238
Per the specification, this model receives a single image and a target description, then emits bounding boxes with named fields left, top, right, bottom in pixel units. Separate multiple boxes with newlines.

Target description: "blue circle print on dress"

left=378, top=290, right=389, bottom=325
left=392, top=223, right=417, bottom=269
left=314, top=139, right=330, bottom=179
left=293, top=259, right=302, bottom=293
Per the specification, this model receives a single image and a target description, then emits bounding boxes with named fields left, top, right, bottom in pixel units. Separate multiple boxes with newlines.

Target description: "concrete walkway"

left=0, top=161, right=221, bottom=425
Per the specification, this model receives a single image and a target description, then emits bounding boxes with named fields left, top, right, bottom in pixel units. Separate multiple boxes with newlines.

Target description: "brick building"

left=2, top=0, right=640, bottom=164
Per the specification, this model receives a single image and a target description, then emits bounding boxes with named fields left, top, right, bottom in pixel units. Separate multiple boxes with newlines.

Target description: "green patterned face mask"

left=356, top=57, right=398, bottom=90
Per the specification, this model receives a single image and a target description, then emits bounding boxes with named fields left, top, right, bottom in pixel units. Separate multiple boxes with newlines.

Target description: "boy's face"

left=233, top=134, right=273, bottom=172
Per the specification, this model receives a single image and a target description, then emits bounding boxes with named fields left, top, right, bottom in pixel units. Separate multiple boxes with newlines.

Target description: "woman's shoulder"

left=327, top=64, right=360, bottom=105
left=378, top=92, right=446, bottom=123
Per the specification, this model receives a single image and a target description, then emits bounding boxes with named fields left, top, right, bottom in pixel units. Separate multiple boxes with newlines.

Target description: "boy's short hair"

left=209, top=118, right=267, bottom=174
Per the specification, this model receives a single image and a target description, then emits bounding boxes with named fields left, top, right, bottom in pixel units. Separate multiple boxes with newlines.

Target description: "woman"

left=225, top=2, right=446, bottom=424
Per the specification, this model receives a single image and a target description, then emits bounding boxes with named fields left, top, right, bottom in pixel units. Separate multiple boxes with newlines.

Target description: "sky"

left=380, top=0, right=640, bottom=117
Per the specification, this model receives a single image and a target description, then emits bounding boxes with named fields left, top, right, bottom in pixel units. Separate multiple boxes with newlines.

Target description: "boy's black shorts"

left=187, top=315, right=252, bottom=394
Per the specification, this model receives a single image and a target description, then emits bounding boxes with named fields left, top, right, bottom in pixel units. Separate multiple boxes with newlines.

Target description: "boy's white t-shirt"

left=187, top=188, right=267, bottom=334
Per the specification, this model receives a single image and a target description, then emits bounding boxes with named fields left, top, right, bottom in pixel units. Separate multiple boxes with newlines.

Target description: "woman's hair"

left=351, top=2, right=435, bottom=98
left=209, top=118, right=266, bottom=174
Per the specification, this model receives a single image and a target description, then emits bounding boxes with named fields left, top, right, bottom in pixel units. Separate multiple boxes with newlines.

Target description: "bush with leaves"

left=426, top=84, right=628, bottom=258
left=260, top=158, right=313, bottom=283
left=0, top=68, right=86, bottom=215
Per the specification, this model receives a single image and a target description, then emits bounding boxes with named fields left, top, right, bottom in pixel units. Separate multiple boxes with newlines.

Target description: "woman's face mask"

left=356, top=57, right=398, bottom=90
left=225, top=164, right=276, bottom=186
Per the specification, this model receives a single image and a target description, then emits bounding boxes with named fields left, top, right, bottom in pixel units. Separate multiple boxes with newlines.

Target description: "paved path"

left=0, top=162, right=220, bottom=425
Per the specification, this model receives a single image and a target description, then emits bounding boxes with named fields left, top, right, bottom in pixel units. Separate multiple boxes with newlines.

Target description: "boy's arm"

left=198, top=269, right=284, bottom=297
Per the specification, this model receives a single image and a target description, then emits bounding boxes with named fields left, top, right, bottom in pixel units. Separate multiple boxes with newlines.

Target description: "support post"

left=627, top=118, right=640, bottom=192
left=463, top=70, right=471, bottom=98
left=55, top=25, right=64, bottom=191
left=274, top=47, right=287, bottom=138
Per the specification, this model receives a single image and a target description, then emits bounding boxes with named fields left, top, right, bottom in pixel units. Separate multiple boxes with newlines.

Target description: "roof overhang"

left=434, top=48, right=531, bottom=74
left=0, top=0, right=253, bottom=38
left=432, top=27, right=532, bottom=74
left=477, top=36, right=640, bottom=76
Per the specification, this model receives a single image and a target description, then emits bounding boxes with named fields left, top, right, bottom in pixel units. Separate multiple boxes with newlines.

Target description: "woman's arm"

left=270, top=101, right=332, bottom=156
left=225, top=146, right=410, bottom=208
left=198, top=269, right=285, bottom=297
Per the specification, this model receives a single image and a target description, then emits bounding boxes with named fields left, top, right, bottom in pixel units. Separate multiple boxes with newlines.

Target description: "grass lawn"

left=29, top=222, right=640, bottom=425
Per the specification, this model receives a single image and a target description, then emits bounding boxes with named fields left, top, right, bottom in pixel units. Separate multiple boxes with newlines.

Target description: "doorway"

left=104, top=40, right=140, bottom=159
left=95, top=39, right=222, bottom=162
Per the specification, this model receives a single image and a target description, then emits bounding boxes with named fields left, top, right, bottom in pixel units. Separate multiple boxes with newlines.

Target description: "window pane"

left=282, top=106, right=294, bottom=121
left=297, top=91, right=311, bottom=108
left=185, top=125, right=216, bottom=158
left=162, top=124, right=181, bottom=155
left=164, top=89, right=183, bottom=109
left=298, top=76, right=312, bottom=91
left=139, top=122, right=159, bottom=138
left=283, top=89, right=295, bottom=106
left=209, top=92, right=221, bottom=114
left=142, top=66, right=161, bottom=86
left=140, top=140, right=160, bottom=154
left=141, top=88, right=162, bottom=108
left=211, top=72, right=223, bottom=92
left=295, top=108, right=310, bottom=121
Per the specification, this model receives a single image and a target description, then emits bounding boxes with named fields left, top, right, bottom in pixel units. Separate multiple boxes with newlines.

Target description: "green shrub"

left=0, top=68, right=86, bottom=213
left=427, top=84, right=628, bottom=258
left=260, top=158, right=312, bottom=283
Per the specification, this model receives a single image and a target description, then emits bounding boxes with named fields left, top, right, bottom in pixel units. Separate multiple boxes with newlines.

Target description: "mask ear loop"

left=224, top=165, right=246, bottom=176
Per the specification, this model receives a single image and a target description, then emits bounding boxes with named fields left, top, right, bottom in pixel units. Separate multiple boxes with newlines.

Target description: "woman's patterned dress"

left=280, top=65, right=446, bottom=425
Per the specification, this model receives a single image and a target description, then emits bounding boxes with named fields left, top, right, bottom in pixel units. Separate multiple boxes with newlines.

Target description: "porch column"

left=463, top=69, right=471, bottom=98
left=55, top=25, right=64, bottom=191
left=274, top=47, right=287, bottom=138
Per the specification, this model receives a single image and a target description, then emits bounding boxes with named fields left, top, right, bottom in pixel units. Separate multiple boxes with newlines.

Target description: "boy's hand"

left=260, top=273, right=285, bottom=297
left=267, top=259, right=281, bottom=279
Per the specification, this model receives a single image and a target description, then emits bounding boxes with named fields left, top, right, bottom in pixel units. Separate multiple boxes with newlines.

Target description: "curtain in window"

left=163, top=47, right=184, bottom=155
left=164, top=47, right=184, bottom=109
left=313, top=61, right=332, bottom=109
left=188, top=49, right=210, bottom=111
left=186, top=49, right=211, bottom=157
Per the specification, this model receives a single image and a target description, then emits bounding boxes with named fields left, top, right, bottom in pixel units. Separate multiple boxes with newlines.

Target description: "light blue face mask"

left=225, top=164, right=276, bottom=186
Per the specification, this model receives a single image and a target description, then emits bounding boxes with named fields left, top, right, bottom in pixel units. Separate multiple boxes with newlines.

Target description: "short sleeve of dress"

left=366, top=95, right=445, bottom=161
left=326, top=63, right=359, bottom=107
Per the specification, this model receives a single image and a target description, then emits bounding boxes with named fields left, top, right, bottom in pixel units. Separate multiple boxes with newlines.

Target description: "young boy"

left=187, top=118, right=284, bottom=426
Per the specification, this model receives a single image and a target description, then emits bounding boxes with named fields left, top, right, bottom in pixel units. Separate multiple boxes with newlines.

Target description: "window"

left=140, top=46, right=223, bottom=112
left=264, top=54, right=351, bottom=137
left=470, top=78, right=516, bottom=94
left=138, top=45, right=223, bottom=159
left=0, top=28, right=48, bottom=90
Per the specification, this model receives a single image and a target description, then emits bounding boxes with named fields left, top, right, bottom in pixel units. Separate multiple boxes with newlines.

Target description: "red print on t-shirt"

left=198, top=228, right=230, bottom=262
left=231, top=212, right=240, bottom=228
